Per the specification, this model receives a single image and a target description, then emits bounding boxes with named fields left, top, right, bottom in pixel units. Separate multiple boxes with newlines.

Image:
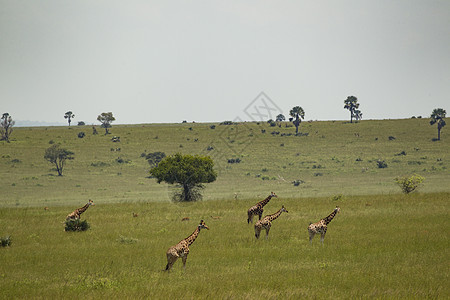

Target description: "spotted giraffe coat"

left=308, top=206, right=340, bottom=244
left=165, top=220, right=209, bottom=271
left=247, top=192, right=277, bottom=224
left=66, top=199, right=95, bottom=221
left=254, top=206, right=288, bottom=239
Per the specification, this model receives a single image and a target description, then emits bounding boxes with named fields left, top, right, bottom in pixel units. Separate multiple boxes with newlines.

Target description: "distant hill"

left=15, top=120, right=66, bottom=127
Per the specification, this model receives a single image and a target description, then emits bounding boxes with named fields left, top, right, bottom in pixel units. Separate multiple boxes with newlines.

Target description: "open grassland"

left=0, top=193, right=448, bottom=299
left=0, top=118, right=449, bottom=207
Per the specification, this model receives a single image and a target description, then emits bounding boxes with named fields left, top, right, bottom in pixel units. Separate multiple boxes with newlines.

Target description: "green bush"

left=1, top=235, right=11, bottom=247
left=65, top=219, right=90, bottom=232
left=395, top=174, right=425, bottom=194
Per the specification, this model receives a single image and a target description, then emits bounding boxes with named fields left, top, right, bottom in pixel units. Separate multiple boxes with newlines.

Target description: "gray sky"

left=1, top=0, right=449, bottom=125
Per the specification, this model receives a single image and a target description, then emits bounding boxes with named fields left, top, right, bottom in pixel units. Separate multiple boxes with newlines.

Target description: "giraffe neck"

left=267, top=208, right=284, bottom=222
left=323, top=210, right=337, bottom=225
left=185, top=227, right=201, bottom=246
left=77, top=202, right=91, bottom=215
left=258, top=195, right=273, bottom=207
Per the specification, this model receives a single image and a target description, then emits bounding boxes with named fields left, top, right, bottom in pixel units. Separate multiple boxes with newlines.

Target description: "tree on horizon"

left=289, top=106, right=305, bottom=134
left=97, top=112, right=115, bottom=135
left=430, top=108, right=446, bottom=141
left=1, top=113, right=15, bottom=142
left=64, top=111, right=75, bottom=126
left=344, top=96, right=361, bottom=123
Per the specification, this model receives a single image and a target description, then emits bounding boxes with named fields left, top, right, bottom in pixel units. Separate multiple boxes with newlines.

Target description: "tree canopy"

left=150, top=153, right=217, bottom=202
left=44, top=144, right=74, bottom=176
left=64, top=111, right=75, bottom=126
left=430, top=108, right=446, bottom=141
left=289, top=106, right=305, bottom=134
left=344, top=96, right=360, bottom=123
left=0, top=113, right=14, bottom=142
left=97, top=112, right=115, bottom=135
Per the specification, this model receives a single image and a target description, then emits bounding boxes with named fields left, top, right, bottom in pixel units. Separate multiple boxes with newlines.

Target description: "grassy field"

left=0, top=118, right=449, bottom=207
left=0, top=119, right=449, bottom=298
left=0, top=193, right=448, bottom=298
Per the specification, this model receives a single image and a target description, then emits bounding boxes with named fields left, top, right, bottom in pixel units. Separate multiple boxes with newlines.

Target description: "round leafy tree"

left=44, top=144, right=74, bottom=176
left=150, top=153, right=217, bottom=202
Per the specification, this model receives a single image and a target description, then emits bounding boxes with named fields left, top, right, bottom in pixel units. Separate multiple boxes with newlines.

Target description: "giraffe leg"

left=248, top=214, right=253, bottom=224
left=308, top=229, right=315, bottom=244
left=182, top=253, right=189, bottom=269
left=165, top=252, right=178, bottom=272
left=254, top=225, right=261, bottom=239
left=265, top=226, right=271, bottom=240
left=320, top=229, right=327, bottom=244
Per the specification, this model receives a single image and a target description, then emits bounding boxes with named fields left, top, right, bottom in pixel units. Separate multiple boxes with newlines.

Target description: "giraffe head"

left=198, top=220, right=209, bottom=230
left=281, top=205, right=288, bottom=213
left=334, top=206, right=340, bottom=213
left=88, top=199, right=95, bottom=206
left=270, top=192, right=278, bottom=198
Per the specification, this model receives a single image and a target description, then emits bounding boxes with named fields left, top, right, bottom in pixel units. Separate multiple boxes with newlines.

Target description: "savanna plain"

left=0, top=119, right=449, bottom=299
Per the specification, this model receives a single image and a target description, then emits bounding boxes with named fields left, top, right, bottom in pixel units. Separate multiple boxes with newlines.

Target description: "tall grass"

left=0, top=193, right=448, bottom=298
left=0, top=119, right=449, bottom=207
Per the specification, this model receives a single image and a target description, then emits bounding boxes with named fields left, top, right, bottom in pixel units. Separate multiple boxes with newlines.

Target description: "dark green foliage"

left=65, top=219, right=90, bottom=232
left=1, top=235, right=11, bottom=247
left=220, top=121, right=235, bottom=125
left=377, top=160, right=388, bottom=168
left=0, top=112, right=14, bottom=142
left=77, top=121, right=85, bottom=126
left=145, top=151, right=166, bottom=168
left=44, top=144, right=74, bottom=176
left=227, top=158, right=241, bottom=164
left=430, top=108, right=446, bottom=140
left=150, top=153, right=217, bottom=202
left=344, top=96, right=361, bottom=123
left=210, top=125, right=216, bottom=129
left=289, top=106, right=305, bottom=134
left=97, top=112, right=115, bottom=135
left=292, top=179, right=305, bottom=186
left=77, top=132, right=85, bottom=138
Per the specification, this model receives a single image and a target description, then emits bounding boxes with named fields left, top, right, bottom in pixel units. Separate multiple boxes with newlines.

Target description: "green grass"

left=0, top=193, right=448, bottom=298
left=0, top=118, right=449, bottom=207
left=0, top=119, right=449, bottom=298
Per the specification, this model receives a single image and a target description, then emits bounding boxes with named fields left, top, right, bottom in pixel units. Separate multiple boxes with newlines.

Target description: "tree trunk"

left=183, top=184, right=191, bottom=202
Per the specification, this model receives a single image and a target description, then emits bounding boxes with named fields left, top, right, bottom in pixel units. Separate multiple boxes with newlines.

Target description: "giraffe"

left=254, top=205, right=288, bottom=239
left=165, top=220, right=209, bottom=271
left=308, top=206, right=340, bottom=244
left=247, top=192, right=277, bottom=224
left=66, top=199, right=95, bottom=221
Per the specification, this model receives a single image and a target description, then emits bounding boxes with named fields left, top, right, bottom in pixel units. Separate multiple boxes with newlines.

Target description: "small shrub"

left=388, top=136, right=396, bottom=141
left=377, top=160, right=388, bottom=168
left=111, top=136, right=120, bottom=142
left=395, top=151, right=407, bottom=156
left=292, top=180, right=305, bottom=186
left=227, top=158, right=241, bottom=164
left=77, top=121, right=86, bottom=126
left=65, top=219, right=90, bottom=232
left=1, top=236, right=11, bottom=247
left=210, top=125, right=216, bottom=129
left=78, top=132, right=85, bottom=138
left=395, top=174, right=425, bottom=194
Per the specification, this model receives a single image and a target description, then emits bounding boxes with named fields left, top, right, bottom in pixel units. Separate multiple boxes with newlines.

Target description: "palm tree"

left=430, top=108, right=446, bottom=141
left=289, top=106, right=305, bottom=134
left=64, top=111, right=75, bottom=126
left=344, top=96, right=360, bottom=123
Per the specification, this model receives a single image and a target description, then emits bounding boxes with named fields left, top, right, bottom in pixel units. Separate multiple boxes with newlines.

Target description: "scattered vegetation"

left=395, top=174, right=425, bottom=194
left=0, top=235, right=11, bottom=247
left=64, top=219, right=90, bottom=232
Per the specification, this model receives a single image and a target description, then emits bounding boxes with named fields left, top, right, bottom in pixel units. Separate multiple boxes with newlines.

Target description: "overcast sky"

left=1, top=0, right=449, bottom=125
